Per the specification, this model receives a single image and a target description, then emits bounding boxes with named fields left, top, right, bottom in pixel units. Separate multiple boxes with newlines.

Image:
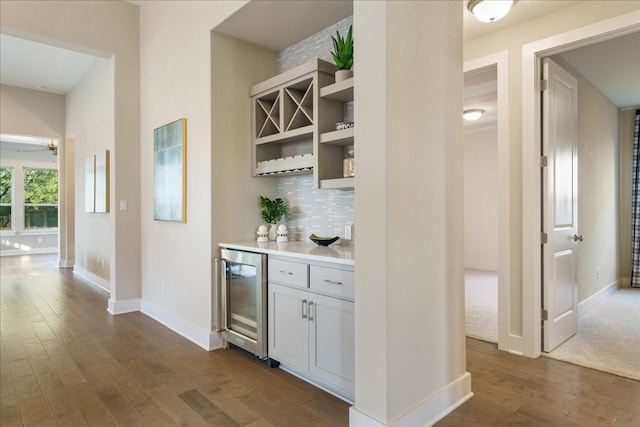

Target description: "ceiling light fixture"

left=463, top=109, right=485, bottom=122
left=468, top=0, right=514, bottom=23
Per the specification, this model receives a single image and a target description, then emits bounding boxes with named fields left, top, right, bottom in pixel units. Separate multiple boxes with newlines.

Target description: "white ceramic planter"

left=335, top=69, right=353, bottom=82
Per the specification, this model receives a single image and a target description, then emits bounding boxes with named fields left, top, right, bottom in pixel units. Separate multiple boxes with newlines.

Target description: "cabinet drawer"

left=269, top=258, right=308, bottom=288
left=310, top=266, right=354, bottom=300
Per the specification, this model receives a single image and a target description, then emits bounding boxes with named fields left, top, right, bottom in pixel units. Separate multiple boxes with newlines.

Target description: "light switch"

left=119, top=200, right=128, bottom=211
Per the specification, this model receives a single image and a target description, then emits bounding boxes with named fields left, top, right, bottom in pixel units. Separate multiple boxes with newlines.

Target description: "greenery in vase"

left=330, top=25, right=353, bottom=71
left=259, top=196, right=287, bottom=224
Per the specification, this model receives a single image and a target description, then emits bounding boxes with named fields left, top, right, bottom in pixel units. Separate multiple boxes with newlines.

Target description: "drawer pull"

left=280, top=270, right=294, bottom=275
left=323, top=279, right=343, bottom=285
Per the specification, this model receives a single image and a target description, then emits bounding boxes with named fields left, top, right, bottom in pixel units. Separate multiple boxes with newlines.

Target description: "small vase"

left=335, top=69, right=353, bottom=82
left=269, top=224, right=277, bottom=241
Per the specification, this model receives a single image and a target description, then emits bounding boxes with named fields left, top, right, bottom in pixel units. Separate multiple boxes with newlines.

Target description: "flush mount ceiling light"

left=463, top=109, right=485, bottom=122
left=468, top=0, right=514, bottom=23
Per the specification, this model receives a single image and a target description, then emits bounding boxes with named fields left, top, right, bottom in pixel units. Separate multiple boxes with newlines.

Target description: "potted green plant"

left=330, top=24, right=353, bottom=82
left=259, top=196, right=288, bottom=240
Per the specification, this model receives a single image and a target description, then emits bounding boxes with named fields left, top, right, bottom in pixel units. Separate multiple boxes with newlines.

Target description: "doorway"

left=463, top=65, right=499, bottom=343
left=538, top=32, right=640, bottom=379
left=463, top=51, right=509, bottom=349
left=522, top=11, right=640, bottom=359
left=0, top=134, right=60, bottom=257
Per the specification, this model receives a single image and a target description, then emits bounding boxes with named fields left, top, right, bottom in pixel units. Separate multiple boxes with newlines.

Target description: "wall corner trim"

left=141, top=300, right=221, bottom=351
left=107, top=298, right=141, bottom=315
left=349, top=373, right=473, bottom=426
left=58, top=259, right=74, bottom=268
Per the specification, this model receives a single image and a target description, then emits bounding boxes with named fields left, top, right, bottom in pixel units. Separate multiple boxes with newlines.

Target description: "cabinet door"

left=268, top=284, right=308, bottom=372
left=308, top=293, right=355, bottom=398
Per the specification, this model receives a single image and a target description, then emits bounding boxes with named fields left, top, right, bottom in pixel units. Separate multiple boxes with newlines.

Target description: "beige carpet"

left=465, top=269, right=498, bottom=343
left=544, top=287, right=640, bottom=381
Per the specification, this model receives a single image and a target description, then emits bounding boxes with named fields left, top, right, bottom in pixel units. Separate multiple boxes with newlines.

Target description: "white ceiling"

left=0, top=0, right=637, bottom=110
left=0, top=33, right=97, bottom=94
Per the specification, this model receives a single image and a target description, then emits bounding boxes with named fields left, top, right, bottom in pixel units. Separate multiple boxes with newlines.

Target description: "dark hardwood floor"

left=1, top=254, right=639, bottom=426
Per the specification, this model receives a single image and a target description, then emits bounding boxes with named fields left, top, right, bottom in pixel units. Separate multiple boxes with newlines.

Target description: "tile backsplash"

left=277, top=16, right=353, bottom=74
left=274, top=15, right=355, bottom=244
left=277, top=175, right=354, bottom=244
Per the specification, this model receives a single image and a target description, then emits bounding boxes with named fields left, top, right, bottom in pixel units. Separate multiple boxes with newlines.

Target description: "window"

left=0, top=166, right=12, bottom=230
left=23, top=168, right=58, bottom=229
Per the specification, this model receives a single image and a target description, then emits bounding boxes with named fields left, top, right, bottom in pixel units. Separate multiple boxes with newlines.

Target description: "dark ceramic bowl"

left=309, top=234, right=339, bottom=246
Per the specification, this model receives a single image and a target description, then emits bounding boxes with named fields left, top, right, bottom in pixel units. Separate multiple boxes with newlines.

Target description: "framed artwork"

left=84, top=155, right=95, bottom=213
left=85, top=150, right=110, bottom=213
left=154, top=118, right=187, bottom=222
left=95, top=150, right=110, bottom=213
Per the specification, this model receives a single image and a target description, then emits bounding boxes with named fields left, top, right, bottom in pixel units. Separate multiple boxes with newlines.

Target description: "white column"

left=352, top=2, right=471, bottom=425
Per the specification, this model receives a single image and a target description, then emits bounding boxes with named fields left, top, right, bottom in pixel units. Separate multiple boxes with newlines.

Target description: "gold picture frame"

left=154, top=118, right=186, bottom=222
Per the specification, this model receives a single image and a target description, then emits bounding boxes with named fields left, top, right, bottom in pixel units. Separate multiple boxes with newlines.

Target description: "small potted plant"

left=330, top=24, right=353, bottom=82
left=259, top=196, right=288, bottom=240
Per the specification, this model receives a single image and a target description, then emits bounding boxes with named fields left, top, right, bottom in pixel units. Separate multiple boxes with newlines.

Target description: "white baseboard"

left=73, top=265, right=110, bottom=293
left=141, top=300, right=223, bottom=351
left=107, top=298, right=141, bottom=315
left=349, top=372, right=473, bottom=426
left=464, top=261, right=497, bottom=271
left=0, top=247, right=57, bottom=256
left=579, top=280, right=618, bottom=316
left=58, top=259, right=74, bottom=268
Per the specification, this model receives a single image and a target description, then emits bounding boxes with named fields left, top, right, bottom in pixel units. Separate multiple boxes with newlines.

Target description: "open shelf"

left=255, top=125, right=314, bottom=145
left=320, top=177, right=354, bottom=190
left=251, top=58, right=355, bottom=189
left=320, top=78, right=354, bottom=103
left=320, top=128, right=354, bottom=145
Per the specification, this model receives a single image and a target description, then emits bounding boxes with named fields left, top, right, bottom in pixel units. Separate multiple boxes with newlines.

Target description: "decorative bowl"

left=309, top=234, right=339, bottom=246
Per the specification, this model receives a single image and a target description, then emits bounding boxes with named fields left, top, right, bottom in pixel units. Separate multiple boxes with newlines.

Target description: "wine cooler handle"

left=218, top=259, right=228, bottom=332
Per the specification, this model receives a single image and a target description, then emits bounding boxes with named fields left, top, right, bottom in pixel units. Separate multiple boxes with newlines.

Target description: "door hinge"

left=540, top=155, right=548, bottom=167
left=541, top=309, right=549, bottom=321
left=540, top=79, right=548, bottom=91
left=541, top=232, right=548, bottom=244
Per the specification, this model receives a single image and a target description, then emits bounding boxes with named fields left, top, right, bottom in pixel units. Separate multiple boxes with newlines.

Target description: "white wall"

left=0, top=84, right=65, bottom=139
left=66, top=58, right=114, bottom=288
left=463, top=0, right=639, bottom=350
left=138, top=1, right=247, bottom=342
left=353, top=1, right=469, bottom=425
left=464, top=128, right=498, bottom=271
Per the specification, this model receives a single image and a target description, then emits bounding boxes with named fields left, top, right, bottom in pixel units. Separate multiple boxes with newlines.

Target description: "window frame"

left=22, top=167, right=59, bottom=231
left=0, top=165, right=15, bottom=233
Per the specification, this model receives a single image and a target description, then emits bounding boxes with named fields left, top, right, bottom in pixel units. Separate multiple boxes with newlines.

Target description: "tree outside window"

left=24, top=168, right=58, bottom=229
left=0, top=167, right=12, bottom=230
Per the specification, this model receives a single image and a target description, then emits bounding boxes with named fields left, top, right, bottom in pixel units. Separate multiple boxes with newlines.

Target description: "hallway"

left=1, top=255, right=639, bottom=426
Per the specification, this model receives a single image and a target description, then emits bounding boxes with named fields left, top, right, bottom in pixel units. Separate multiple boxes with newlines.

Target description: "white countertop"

left=219, top=241, right=355, bottom=266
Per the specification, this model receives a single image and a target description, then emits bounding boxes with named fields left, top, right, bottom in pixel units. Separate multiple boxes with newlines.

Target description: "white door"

left=542, top=57, right=579, bottom=352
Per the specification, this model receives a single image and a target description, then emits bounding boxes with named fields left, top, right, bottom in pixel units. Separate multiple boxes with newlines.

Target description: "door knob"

left=572, top=234, right=583, bottom=242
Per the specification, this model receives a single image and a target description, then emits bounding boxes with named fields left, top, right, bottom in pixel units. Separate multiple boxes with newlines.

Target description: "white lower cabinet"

left=268, top=281, right=355, bottom=402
